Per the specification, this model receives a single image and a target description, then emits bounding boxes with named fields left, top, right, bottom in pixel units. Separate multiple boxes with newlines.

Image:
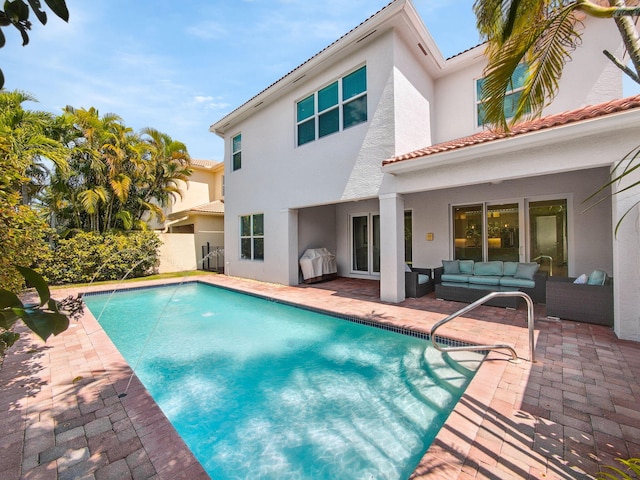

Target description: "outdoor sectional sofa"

left=546, top=271, right=613, bottom=325
left=433, top=259, right=548, bottom=308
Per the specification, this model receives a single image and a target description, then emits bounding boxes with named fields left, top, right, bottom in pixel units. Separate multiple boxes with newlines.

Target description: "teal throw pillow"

left=514, top=262, right=540, bottom=281
left=459, top=260, right=475, bottom=274
left=503, top=261, right=518, bottom=276
left=442, top=260, right=460, bottom=274
left=587, top=270, right=607, bottom=285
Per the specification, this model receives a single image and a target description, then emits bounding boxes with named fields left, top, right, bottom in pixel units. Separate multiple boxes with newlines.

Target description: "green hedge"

left=40, top=231, right=161, bottom=285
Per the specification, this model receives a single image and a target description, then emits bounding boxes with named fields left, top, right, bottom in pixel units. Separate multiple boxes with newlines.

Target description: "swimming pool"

left=84, top=281, right=483, bottom=479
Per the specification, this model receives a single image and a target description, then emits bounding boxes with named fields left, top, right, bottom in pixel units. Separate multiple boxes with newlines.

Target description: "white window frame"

left=475, top=63, right=528, bottom=128
left=296, top=65, right=367, bottom=147
left=231, top=133, right=242, bottom=171
left=239, top=213, right=264, bottom=261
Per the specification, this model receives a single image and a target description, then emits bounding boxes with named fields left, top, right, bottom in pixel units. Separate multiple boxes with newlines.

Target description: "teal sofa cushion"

left=441, top=273, right=470, bottom=283
left=503, top=261, right=518, bottom=276
left=514, top=262, right=540, bottom=280
left=418, top=274, right=430, bottom=285
left=587, top=269, right=607, bottom=285
left=468, top=275, right=502, bottom=286
left=459, top=260, right=475, bottom=274
left=474, top=261, right=503, bottom=276
left=500, top=276, right=535, bottom=288
left=442, top=260, right=460, bottom=274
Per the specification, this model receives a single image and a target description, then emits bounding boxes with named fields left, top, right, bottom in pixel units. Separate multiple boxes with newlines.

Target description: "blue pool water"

left=84, top=282, right=482, bottom=479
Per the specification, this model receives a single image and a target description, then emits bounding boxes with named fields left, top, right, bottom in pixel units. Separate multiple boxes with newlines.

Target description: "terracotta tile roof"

left=188, top=200, right=225, bottom=214
left=190, top=159, right=222, bottom=169
left=383, top=94, right=640, bottom=166
left=169, top=200, right=225, bottom=219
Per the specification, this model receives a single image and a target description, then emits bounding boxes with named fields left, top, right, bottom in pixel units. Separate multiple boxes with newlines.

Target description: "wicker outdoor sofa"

left=545, top=272, right=613, bottom=326
left=433, top=260, right=548, bottom=308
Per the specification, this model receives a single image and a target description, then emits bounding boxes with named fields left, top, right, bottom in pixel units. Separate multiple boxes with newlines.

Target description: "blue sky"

left=2, top=0, right=637, bottom=161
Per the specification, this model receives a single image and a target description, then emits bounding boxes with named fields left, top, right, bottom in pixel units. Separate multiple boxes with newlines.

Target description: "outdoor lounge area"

left=1, top=273, right=639, bottom=480
left=431, top=260, right=548, bottom=308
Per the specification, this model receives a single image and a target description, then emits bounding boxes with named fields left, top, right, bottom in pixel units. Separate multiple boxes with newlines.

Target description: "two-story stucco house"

left=210, top=0, right=640, bottom=341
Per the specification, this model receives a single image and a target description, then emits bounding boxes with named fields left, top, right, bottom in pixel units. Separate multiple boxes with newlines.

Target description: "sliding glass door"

left=487, top=203, right=519, bottom=262
left=351, top=211, right=413, bottom=275
left=529, top=199, right=568, bottom=277
left=453, top=205, right=483, bottom=261
left=452, top=198, right=568, bottom=276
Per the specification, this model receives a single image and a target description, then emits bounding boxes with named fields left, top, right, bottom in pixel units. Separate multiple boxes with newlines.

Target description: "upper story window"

left=232, top=134, right=242, bottom=171
left=476, top=63, right=528, bottom=127
left=240, top=213, right=264, bottom=260
left=296, top=65, right=367, bottom=146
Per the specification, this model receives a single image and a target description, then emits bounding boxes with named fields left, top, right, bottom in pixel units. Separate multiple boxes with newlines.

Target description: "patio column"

left=379, top=193, right=405, bottom=303
left=284, top=208, right=299, bottom=286
left=611, top=169, right=640, bottom=341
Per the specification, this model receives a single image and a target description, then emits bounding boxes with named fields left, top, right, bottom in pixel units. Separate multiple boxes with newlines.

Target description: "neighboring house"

left=209, top=0, right=640, bottom=341
left=158, top=159, right=225, bottom=272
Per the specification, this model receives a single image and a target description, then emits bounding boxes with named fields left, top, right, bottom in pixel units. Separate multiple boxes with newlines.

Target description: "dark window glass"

left=318, top=82, right=338, bottom=112
left=297, top=95, right=314, bottom=122
left=297, top=119, right=315, bottom=146
left=240, top=238, right=252, bottom=259
left=253, top=238, right=264, bottom=260
left=253, top=213, right=264, bottom=236
left=319, top=108, right=339, bottom=138
left=240, top=215, right=250, bottom=236
left=343, top=95, right=367, bottom=129
left=343, top=66, right=366, bottom=101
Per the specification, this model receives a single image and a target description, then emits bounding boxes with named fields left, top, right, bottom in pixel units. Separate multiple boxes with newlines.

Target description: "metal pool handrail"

left=430, top=291, right=536, bottom=363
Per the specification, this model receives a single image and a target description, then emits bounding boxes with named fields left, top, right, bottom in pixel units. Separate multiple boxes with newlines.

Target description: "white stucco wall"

left=612, top=164, right=640, bottom=341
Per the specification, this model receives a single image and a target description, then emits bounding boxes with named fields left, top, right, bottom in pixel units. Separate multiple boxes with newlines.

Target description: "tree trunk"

left=610, top=0, right=640, bottom=82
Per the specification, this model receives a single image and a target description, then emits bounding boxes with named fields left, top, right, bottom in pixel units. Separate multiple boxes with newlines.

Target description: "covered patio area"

left=1, top=274, right=638, bottom=479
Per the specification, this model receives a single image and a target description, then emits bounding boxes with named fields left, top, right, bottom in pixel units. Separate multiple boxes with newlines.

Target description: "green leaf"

left=0, top=330, right=21, bottom=349
left=27, top=0, right=47, bottom=24
left=16, top=266, right=50, bottom=307
left=0, top=28, right=5, bottom=48
left=0, top=311, right=19, bottom=330
left=42, top=0, right=68, bottom=22
left=0, top=289, right=24, bottom=309
left=5, top=0, right=30, bottom=22
left=16, top=308, right=69, bottom=342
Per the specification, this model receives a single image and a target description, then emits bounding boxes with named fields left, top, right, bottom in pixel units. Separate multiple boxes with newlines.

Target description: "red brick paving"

left=1, top=273, right=639, bottom=479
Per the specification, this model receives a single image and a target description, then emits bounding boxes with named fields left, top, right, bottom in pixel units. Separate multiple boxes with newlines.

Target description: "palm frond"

left=478, top=1, right=582, bottom=129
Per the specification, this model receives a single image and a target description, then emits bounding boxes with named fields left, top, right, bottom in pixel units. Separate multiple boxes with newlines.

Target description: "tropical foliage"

left=0, top=89, right=190, bottom=292
left=0, top=266, right=82, bottom=355
left=40, top=106, right=191, bottom=234
left=0, top=90, right=58, bottom=292
left=596, top=456, right=640, bottom=479
left=39, top=230, right=161, bottom=285
left=473, top=0, right=640, bottom=130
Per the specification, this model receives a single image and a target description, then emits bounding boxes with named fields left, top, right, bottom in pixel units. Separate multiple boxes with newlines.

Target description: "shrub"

left=40, top=231, right=161, bottom=285
left=0, top=198, right=53, bottom=293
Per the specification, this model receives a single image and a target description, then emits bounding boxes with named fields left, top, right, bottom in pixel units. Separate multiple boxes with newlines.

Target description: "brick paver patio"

left=1, top=273, right=638, bottom=479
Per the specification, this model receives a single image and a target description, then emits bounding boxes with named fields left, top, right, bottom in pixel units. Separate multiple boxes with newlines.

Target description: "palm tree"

left=134, top=127, right=192, bottom=225
left=0, top=90, right=69, bottom=202
left=474, top=0, right=640, bottom=130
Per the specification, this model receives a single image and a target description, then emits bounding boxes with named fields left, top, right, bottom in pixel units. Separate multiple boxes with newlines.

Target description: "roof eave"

left=382, top=108, right=640, bottom=175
